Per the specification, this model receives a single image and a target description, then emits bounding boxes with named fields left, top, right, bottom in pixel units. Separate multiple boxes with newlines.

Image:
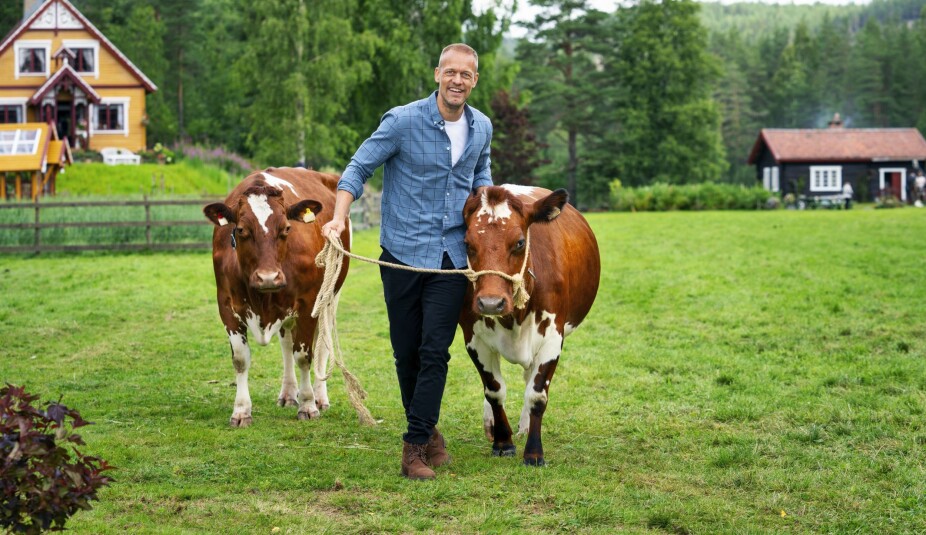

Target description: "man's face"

left=434, top=49, right=478, bottom=112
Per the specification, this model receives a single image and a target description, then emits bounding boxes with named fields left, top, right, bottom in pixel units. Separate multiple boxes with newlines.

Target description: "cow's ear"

left=204, top=203, right=236, bottom=227
left=529, top=189, right=569, bottom=224
left=287, top=199, right=323, bottom=223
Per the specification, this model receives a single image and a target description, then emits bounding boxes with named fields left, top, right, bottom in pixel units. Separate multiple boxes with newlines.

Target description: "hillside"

left=57, top=160, right=242, bottom=197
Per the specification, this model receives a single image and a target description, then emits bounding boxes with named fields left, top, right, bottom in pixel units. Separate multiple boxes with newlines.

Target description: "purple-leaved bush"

left=0, top=384, right=112, bottom=534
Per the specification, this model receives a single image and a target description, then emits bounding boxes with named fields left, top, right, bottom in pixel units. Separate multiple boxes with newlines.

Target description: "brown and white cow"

left=460, top=185, right=600, bottom=465
left=203, top=167, right=350, bottom=427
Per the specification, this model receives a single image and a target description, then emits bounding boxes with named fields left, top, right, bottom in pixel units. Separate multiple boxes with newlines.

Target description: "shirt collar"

left=428, top=90, right=475, bottom=127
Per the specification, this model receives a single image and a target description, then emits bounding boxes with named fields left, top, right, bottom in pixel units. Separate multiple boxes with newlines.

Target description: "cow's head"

left=204, top=184, right=322, bottom=292
left=463, top=186, right=568, bottom=316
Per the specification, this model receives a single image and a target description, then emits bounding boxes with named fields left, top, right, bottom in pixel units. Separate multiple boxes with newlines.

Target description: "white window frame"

left=879, top=167, right=907, bottom=202
left=809, top=165, right=842, bottom=193
left=0, top=98, right=27, bottom=124
left=90, top=97, right=130, bottom=137
left=61, top=39, right=99, bottom=79
left=771, top=166, right=780, bottom=192
left=0, top=128, right=41, bottom=156
left=762, top=167, right=771, bottom=191
left=14, top=40, right=51, bottom=79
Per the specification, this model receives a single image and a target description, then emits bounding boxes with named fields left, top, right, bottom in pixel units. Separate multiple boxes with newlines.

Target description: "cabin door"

left=879, top=168, right=908, bottom=202
left=55, top=102, right=72, bottom=147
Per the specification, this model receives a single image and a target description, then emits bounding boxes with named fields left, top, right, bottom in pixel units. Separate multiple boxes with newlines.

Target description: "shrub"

left=609, top=181, right=775, bottom=211
left=0, top=384, right=113, bottom=534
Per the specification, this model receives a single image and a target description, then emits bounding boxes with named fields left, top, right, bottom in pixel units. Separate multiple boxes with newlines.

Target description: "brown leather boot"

left=426, top=428, right=451, bottom=467
left=401, top=441, right=435, bottom=480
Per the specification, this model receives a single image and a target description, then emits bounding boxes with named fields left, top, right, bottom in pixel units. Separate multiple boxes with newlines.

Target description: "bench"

left=100, top=147, right=141, bottom=165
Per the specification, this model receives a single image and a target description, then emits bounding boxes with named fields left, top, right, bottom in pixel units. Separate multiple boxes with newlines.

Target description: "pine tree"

left=610, top=0, right=726, bottom=185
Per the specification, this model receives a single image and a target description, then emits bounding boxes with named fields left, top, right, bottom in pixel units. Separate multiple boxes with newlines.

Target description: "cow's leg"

left=293, top=317, right=320, bottom=420
left=466, top=342, right=515, bottom=457
left=228, top=329, right=253, bottom=427
left=277, top=327, right=299, bottom=408
left=521, top=355, right=560, bottom=467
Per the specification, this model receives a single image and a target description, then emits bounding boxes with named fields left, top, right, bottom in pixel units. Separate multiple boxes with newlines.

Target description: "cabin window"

left=95, top=104, right=124, bottom=131
left=18, top=48, right=46, bottom=74
left=0, top=105, right=23, bottom=124
left=810, top=165, right=842, bottom=193
left=72, top=48, right=94, bottom=73
left=762, top=167, right=780, bottom=192
left=0, top=128, right=40, bottom=155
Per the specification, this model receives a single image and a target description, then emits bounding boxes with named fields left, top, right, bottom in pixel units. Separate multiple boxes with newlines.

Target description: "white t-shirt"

left=444, top=117, right=469, bottom=167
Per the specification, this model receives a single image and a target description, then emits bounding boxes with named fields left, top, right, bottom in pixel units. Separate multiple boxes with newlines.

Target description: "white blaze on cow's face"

left=247, top=194, right=274, bottom=234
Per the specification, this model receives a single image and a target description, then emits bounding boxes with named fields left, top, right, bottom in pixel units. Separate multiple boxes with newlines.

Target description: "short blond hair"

left=438, top=43, right=478, bottom=71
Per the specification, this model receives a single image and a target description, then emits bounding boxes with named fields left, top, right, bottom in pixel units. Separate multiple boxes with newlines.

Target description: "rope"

left=311, top=240, right=376, bottom=426
left=310, top=229, right=532, bottom=426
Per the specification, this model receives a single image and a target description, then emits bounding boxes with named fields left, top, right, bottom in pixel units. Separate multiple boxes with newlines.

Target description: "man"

left=321, top=43, right=492, bottom=480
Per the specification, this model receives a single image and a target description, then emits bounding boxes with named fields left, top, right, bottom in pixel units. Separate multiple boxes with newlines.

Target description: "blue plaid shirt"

left=339, top=91, right=493, bottom=269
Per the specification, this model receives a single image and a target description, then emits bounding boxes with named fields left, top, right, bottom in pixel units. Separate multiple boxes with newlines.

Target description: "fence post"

left=144, top=195, right=151, bottom=248
left=33, top=197, right=40, bottom=254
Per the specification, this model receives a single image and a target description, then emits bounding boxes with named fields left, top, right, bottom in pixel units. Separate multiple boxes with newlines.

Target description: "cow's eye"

left=280, top=225, right=291, bottom=238
left=514, top=238, right=526, bottom=251
left=236, top=227, right=249, bottom=239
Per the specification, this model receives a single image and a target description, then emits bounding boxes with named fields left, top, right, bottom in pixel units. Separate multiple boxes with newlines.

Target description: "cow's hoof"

left=229, top=415, right=252, bottom=428
left=277, top=396, right=298, bottom=408
left=523, top=456, right=545, bottom=467
left=317, top=401, right=330, bottom=411
left=492, top=444, right=517, bottom=457
left=297, top=409, right=320, bottom=420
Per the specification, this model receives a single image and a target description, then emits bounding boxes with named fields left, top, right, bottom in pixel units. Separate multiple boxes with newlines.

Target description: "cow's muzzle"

left=476, top=295, right=508, bottom=316
left=251, top=269, right=287, bottom=292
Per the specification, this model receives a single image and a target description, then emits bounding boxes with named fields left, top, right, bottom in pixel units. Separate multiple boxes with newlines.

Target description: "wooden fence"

left=0, top=193, right=382, bottom=255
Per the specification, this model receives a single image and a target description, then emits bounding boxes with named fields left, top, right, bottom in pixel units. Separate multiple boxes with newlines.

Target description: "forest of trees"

left=5, top=0, right=926, bottom=207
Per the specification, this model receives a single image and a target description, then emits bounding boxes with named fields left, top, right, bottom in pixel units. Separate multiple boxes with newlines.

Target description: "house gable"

left=0, top=0, right=157, bottom=92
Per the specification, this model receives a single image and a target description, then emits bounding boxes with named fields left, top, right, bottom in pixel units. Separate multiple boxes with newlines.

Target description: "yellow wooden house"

left=0, top=0, right=157, bottom=156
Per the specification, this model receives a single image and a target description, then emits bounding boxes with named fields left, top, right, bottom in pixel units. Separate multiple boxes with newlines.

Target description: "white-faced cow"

left=460, top=185, right=600, bottom=465
left=203, top=167, right=350, bottom=427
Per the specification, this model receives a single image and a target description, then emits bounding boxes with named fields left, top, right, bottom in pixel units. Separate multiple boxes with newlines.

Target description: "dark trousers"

left=379, top=248, right=468, bottom=444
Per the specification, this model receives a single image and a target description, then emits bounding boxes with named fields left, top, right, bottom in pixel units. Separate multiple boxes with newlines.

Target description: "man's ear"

left=434, top=67, right=441, bottom=84
left=204, top=203, right=236, bottom=227
left=287, top=199, right=323, bottom=223
left=529, top=189, right=569, bottom=225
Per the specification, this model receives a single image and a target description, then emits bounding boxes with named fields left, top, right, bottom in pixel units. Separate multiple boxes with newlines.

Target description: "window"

left=810, top=165, right=842, bottom=192
left=771, top=166, right=780, bottom=192
left=18, top=47, right=46, bottom=74
left=72, top=48, right=94, bottom=73
left=0, top=105, right=22, bottom=124
left=95, top=103, right=124, bottom=131
left=14, top=41, right=50, bottom=77
left=762, top=167, right=770, bottom=190
left=0, top=128, right=40, bottom=156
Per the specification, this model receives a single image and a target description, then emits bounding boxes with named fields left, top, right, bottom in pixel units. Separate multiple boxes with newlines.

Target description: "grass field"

left=2, top=208, right=925, bottom=533
left=58, top=160, right=235, bottom=197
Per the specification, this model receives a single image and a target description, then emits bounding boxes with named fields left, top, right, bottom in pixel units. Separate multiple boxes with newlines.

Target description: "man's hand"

left=321, top=219, right=345, bottom=242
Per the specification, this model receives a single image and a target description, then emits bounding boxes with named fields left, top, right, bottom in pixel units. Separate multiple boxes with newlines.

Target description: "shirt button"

left=446, top=146, right=450, bottom=150
left=446, top=192, right=450, bottom=196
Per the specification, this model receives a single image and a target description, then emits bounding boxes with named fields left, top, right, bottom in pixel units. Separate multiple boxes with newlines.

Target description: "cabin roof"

left=748, top=128, right=926, bottom=164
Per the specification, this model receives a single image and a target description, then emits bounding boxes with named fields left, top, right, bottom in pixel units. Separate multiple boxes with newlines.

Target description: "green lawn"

left=2, top=208, right=925, bottom=533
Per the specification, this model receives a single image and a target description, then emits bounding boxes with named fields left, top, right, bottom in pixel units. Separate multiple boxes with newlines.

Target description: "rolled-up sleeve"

left=472, top=122, right=493, bottom=190
left=339, top=111, right=402, bottom=200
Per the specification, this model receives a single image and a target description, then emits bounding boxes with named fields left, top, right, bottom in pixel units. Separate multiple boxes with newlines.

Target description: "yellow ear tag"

left=303, top=211, right=316, bottom=223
